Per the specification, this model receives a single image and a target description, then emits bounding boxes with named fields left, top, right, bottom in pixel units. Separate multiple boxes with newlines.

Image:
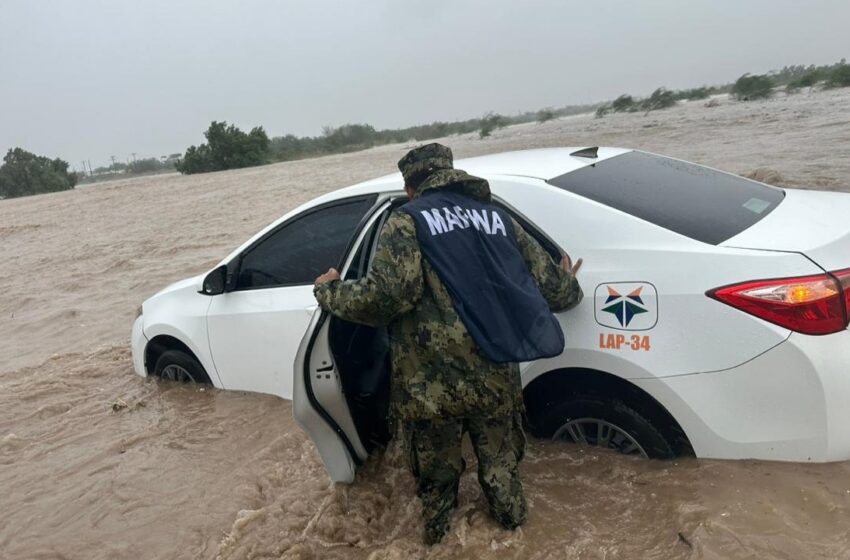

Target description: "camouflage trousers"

left=403, top=414, right=528, bottom=544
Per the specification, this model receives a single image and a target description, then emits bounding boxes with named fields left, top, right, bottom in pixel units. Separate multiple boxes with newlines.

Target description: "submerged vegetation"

left=731, top=74, right=775, bottom=100
left=478, top=112, right=508, bottom=138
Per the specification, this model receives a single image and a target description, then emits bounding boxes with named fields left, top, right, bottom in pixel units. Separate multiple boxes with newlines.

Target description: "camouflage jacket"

left=314, top=169, right=583, bottom=422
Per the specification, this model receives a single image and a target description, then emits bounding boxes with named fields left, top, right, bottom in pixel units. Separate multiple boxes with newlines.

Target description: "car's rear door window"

left=548, top=151, right=784, bottom=245
left=236, top=196, right=376, bottom=289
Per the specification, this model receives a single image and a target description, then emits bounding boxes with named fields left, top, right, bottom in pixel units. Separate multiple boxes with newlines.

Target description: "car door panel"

left=207, top=285, right=316, bottom=398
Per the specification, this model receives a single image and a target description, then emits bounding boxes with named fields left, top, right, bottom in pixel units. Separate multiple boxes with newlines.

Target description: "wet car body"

left=131, top=147, right=850, bottom=482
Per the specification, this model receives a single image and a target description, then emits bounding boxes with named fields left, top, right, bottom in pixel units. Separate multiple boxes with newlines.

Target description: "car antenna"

left=570, top=147, right=598, bottom=159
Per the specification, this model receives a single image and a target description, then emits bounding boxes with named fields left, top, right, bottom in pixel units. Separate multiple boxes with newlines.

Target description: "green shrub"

left=786, top=71, right=821, bottom=91
left=641, top=87, right=677, bottom=113
left=479, top=112, right=507, bottom=138
left=536, top=108, right=556, bottom=123
left=825, top=65, right=850, bottom=88
left=611, top=94, right=635, bottom=112
left=0, top=148, right=78, bottom=199
left=321, top=124, right=377, bottom=151
left=595, top=105, right=611, bottom=118
left=731, top=74, right=774, bottom=100
left=176, top=121, right=269, bottom=174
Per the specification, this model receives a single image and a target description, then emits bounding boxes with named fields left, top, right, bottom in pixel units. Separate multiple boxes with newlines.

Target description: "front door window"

left=236, top=197, right=375, bottom=290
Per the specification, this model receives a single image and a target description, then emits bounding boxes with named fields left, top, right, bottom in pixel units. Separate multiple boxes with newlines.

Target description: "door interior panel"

left=328, top=319, right=391, bottom=453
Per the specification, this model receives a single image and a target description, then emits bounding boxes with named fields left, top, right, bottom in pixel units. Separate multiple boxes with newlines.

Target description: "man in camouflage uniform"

left=314, top=143, right=583, bottom=545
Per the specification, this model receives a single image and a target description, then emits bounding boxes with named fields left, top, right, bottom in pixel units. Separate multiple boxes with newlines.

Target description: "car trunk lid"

left=722, top=188, right=850, bottom=271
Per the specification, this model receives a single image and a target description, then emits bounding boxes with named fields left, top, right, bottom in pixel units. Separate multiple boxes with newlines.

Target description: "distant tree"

left=786, top=70, right=822, bottom=91
left=479, top=112, right=507, bottom=138
left=674, top=86, right=711, bottom=101
left=611, top=94, right=636, bottom=112
left=825, top=64, right=850, bottom=88
left=321, top=124, right=377, bottom=151
left=641, top=87, right=677, bottom=114
left=127, top=157, right=166, bottom=174
left=176, top=144, right=213, bottom=174
left=269, top=134, right=308, bottom=162
left=536, top=108, right=556, bottom=123
left=595, top=105, right=611, bottom=118
left=731, top=74, right=774, bottom=100
left=176, top=121, right=270, bottom=174
left=0, top=148, right=78, bottom=199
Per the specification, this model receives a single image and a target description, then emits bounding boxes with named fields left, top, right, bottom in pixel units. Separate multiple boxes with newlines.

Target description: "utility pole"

left=87, top=160, right=93, bottom=175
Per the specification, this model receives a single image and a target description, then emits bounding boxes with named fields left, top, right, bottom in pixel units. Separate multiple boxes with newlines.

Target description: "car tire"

left=153, top=350, right=211, bottom=384
left=535, top=395, right=675, bottom=459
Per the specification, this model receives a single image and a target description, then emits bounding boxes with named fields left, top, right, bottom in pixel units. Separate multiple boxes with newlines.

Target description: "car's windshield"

left=548, top=151, right=784, bottom=245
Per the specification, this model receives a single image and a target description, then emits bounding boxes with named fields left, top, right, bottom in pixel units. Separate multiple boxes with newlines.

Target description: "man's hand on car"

left=315, top=267, right=341, bottom=285
left=560, top=254, right=583, bottom=275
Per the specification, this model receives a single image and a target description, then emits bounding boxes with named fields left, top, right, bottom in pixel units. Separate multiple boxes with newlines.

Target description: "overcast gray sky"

left=1, top=0, right=848, bottom=169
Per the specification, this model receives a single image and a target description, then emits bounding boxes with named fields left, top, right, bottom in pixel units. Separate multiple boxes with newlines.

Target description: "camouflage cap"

left=398, top=143, right=454, bottom=186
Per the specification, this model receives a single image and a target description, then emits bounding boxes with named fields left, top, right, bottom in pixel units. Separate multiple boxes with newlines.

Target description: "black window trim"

left=228, top=193, right=380, bottom=292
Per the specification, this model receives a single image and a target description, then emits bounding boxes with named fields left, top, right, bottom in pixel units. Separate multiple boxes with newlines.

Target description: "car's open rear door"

left=292, top=195, right=400, bottom=483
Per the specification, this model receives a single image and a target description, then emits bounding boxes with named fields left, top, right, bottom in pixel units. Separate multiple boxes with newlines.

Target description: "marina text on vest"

left=419, top=206, right=508, bottom=237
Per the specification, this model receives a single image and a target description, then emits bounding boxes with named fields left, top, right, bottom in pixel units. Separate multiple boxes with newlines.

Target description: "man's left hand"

left=315, top=267, right=340, bottom=285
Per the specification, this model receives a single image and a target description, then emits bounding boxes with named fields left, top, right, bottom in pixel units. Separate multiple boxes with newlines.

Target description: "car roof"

left=324, top=146, right=632, bottom=200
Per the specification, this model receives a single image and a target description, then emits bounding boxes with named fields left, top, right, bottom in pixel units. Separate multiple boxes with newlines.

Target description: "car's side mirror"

left=201, top=265, right=228, bottom=295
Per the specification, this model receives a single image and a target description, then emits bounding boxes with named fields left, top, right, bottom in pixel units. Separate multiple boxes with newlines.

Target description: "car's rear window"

left=548, top=151, right=785, bottom=245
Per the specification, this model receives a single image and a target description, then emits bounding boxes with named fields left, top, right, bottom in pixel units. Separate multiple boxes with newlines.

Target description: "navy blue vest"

left=401, top=189, right=565, bottom=363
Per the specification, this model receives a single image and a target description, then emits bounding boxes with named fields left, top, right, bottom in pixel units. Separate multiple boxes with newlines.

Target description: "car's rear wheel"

left=153, top=350, right=211, bottom=384
left=536, top=395, right=675, bottom=459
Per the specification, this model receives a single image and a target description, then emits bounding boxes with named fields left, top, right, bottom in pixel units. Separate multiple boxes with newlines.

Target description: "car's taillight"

left=708, top=271, right=849, bottom=335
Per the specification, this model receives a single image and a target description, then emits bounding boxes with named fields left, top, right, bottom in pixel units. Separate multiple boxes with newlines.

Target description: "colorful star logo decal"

left=601, top=286, right=648, bottom=327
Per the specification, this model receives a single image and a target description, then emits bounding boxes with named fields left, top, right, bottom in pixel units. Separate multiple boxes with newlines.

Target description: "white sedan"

left=131, top=147, right=850, bottom=482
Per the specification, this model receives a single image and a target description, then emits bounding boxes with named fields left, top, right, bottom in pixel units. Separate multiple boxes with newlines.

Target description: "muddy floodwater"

left=3, top=88, right=850, bottom=559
